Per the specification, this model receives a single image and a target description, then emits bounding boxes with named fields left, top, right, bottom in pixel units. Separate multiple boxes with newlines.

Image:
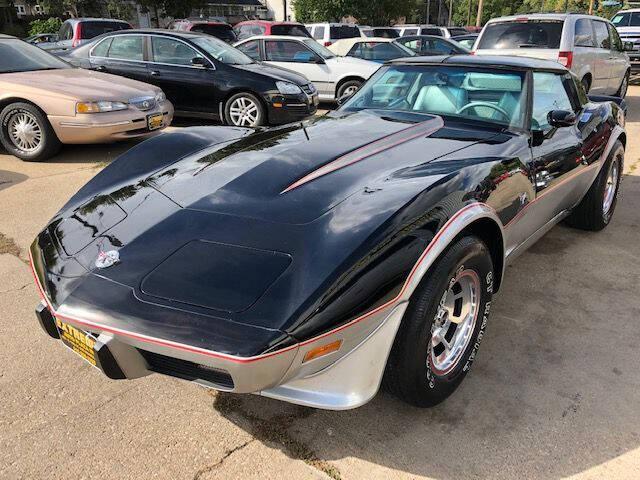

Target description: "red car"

left=234, top=21, right=311, bottom=41
left=168, top=19, right=237, bottom=43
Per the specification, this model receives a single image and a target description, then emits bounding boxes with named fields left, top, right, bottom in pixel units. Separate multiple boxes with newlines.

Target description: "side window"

left=151, top=37, right=202, bottom=65
left=421, top=27, right=443, bottom=36
left=107, top=35, right=144, bottom=61
left=355, top=42, right=401, bottom=61
left=611, top=12, right=630, bottom=27
left=608, top=23, right=623, bottom=52
left=532, top=72, right=574, bottom=131
left=347, top=43, right=363, bottom=58
left=59, top=22, right=73, bottom=40
left=91, top=37, right=113, bottom=57
left=265, top=40, right=315, bottom=62
left=593, top=21, right=611, bottom=49
left=431, top=39, right=456, bottom=54
left=574, top=19, right=594, bottom=47
left=313, top=26, right=324, bottom=40
left=236, top=40, right=261, bottom=60
left=404, top=28, right=418, bottom=36
left=401, top=39, right=421, bottom=52
left=631, top=12, right=640, bottom=26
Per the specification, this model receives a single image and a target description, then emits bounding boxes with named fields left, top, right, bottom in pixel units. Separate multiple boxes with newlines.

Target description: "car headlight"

left=276, top=81, right=302, bottom=95
left=155, top=91, right=166, bottom=103
left=76, top=101, right=128, bottom=113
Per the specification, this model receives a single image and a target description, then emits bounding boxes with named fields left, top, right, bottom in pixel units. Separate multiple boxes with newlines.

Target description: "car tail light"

left=324, top=41, right=332, bottom=46
left=72, top=22, right=82, bottom=48
left=469, top=50, right=475, bottom=55
left=558, top=51, right=573, bottom=68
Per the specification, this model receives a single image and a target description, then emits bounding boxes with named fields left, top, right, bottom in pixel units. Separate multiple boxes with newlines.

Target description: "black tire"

left=566, top=140, right=623, bottom=231
left=383, top=235, right=494, bottom=407
left=223, top=92, right=266, bottom=127
left=616, top=70, right=630, bottom=98
left=581, top=75, right=591, bottom=94
left=0, top=102, right=61, bottom=162
left=336, top=79, right=363, bottom=100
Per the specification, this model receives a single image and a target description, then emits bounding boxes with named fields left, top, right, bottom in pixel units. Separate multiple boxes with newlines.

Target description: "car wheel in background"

left=336, top=79, right=363, bottom=100
left=0, top=102, right=61, bottom=162
left=566, top=140, right=623, bottom=231
left=616, top=70, right=630, bottom=98
left=581, top=75, right=591, bottom=94
left=383, top=235, right=494, bottom=407
left=224, top=92, right=265, bottom=127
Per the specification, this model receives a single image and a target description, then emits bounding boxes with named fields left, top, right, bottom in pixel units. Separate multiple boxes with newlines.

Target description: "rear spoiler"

left=588, top=95, right=627, bottom=116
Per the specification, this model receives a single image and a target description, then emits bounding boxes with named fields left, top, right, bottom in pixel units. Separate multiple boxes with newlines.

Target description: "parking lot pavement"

left=1, top=93, right=639, bottom=479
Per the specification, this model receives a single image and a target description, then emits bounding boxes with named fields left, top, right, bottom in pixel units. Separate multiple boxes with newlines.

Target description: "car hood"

left=327, top=55, right=381, bottom=72
left=234, top=62, right=310, bottom=85
left=0, top=68, right=159, bottom=101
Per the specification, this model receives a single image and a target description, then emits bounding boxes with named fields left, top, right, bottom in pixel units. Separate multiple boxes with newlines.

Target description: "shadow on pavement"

left=215, top=173, right=640, bottom=479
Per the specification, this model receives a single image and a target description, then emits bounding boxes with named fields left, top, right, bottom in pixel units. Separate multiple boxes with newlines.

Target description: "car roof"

left=397, top=34, right=456, bottom=41
left=486, top=12, right=594, bottom=23
left=306, top=22, right=359, bottom=26
left=389, top=54, right=567, bottom=71
left=236, top=35, right=311, bottom=42
left=67, top=17, right=130, bottom=22
left=0, top=34, right=15, bottom=39
left=329, top=37, right=397, bottom=54
left=614, top=8, right=640, bottom=12
left=236, top=20, right=304, bottom=25
left=108, top=29, right=206, bottom=39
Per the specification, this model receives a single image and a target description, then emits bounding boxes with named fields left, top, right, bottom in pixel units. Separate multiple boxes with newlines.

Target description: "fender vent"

left=138, top=349, right=234, bottom=389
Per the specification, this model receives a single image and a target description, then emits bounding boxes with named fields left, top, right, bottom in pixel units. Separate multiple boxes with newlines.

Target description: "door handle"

left=150, top=70, right=160, bottom=76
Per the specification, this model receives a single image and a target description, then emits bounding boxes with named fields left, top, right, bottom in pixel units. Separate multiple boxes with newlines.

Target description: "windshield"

left=0, top=38, right=69, bottom=73
left=192, top=36, right=254, bottom=64
left=191, top=24, right=237, bottom=42
left=81, top=21, right=131, bottom=39
left=477, top=20, right=564, bottom=49
left=303, top=39, right=336, bottom=59
left=341, top=64, right=526, bottom=129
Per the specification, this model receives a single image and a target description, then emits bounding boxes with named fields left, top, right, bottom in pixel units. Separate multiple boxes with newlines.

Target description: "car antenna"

left=301, top=122, right=310, bottom=141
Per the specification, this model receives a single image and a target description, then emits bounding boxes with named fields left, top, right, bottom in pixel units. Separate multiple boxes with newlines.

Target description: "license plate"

left=55, top=318, right=97, bottom=366
left=147, top=113, right=164, bottom=131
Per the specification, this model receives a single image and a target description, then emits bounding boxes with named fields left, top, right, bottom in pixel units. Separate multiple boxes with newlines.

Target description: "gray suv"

left=43, top=18, right=131, bottom=53
left=474, top=13, right=632, bottom=97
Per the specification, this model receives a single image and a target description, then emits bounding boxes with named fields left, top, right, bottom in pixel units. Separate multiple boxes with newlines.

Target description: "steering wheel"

left=457, top=102, right=511, bottom=122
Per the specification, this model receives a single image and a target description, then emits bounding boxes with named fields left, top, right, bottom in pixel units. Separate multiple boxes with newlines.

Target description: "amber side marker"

left=273, top=103, right=283, bottom=108
left=303, top=339, right=342, bottom=363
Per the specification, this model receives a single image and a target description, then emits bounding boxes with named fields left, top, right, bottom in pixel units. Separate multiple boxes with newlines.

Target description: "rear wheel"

left=616, top=70, right=630, bottom=98
left=0, top=102, right=60, bottom=161
left=383, top=235, right=494, bottom=407
left=224, top=92, right=265, bottom=127
left=566, top=140, right=623, bottom=231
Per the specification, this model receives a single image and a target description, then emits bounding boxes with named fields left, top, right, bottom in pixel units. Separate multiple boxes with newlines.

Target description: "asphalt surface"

left=1, top=93, right=639, bottom=480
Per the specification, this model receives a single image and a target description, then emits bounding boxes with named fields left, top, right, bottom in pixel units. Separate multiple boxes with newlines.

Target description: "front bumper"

left=48, top=100, right=174, bottom=144
left=265, top=91, right=318, bottom=125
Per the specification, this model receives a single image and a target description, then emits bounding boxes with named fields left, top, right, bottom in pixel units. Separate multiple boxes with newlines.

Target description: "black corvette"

left=60, top=29, right=319, bottom=127
left=31, top=55, right=625, bottom=409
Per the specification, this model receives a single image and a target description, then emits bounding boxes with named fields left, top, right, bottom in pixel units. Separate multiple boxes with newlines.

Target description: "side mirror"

left=547, top=109, right=577, bottom=128
left=337, top=92, right=355, bottom=106
left=624, top=41, right=635, bottom=52
left=191, top=57, right=210, bottom=68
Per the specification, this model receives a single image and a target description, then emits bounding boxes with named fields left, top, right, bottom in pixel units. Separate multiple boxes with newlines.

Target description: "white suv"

left=305, top=23, right=361, bottom=47
left=611, top=9, right=640, bottom=70
left=474, top=13, right=631, bottom=97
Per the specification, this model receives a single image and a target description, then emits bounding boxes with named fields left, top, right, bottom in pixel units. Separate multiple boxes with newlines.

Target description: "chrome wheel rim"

left=342, top=84, right=359, bottom=97
left=229, top=97, right=259, bottom=126
left=603, top=157, right=620, bottom=217
left=8, top=111, right=42, bottom=152
left=428, top=270, right=480, bottom=375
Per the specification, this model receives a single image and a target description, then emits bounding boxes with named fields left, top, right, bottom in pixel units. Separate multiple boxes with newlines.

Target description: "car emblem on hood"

left=95, top=249, right=120, bottom=269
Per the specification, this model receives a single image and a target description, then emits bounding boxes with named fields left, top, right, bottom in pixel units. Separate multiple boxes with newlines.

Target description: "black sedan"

left=61, top=29, right=318, bottom=127
left=31, top=55, right=625, bottom=410
left=396, top=35, right=469, bottom=55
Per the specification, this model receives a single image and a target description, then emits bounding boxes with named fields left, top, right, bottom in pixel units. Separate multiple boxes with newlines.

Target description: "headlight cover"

left=76, top=101, right=128, bottom=113
left=276, top=81, right=302, bottom=95
left=155, top=91, right=166, bottom=103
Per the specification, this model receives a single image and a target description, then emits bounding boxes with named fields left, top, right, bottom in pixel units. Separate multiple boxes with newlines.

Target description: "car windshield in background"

left=373, top=28, right=399, bottom=38
left=448, top=28, right=469, bottom=36
left=303, top=39, right=336, bottom=58
left=477, top=20, right=564, bottom=49
left=0, top=39, right=69, bottom=73
left=271, top=24, right=312, bottom=37
left=342, top=64, right=526, bottom=129
left=81, top=21, right=131, bottom=39
left=191, top=24, right=237, bottom=42
left=330, top=25, right=361, bottom=39
left=192, top=36, right=254, bottom=64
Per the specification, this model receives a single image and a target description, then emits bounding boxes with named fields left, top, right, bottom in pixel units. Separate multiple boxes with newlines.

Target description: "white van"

left=305, top=23, right=361, bottom=46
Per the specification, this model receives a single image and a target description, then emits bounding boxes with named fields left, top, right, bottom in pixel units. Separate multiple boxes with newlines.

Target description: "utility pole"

left=426, top=0, right=431, bottom=24
left=467, top=0, right=472, bottom=26
left=437, top=0, right=441, bottom=25
left=475, top=0, right=483, bottom=27
left=448, top=0, right=453, bottom=26
left=588, top=0, right=594, bottom=14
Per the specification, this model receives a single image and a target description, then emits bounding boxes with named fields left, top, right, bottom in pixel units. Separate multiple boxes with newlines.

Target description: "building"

left=13, top=1, right=44, bottom=17
left=262, top=0, right=295, bottom=21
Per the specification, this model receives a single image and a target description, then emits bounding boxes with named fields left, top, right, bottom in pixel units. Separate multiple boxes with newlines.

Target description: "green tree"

left=28, top=16, right=63, bottom=35
left=137, top=0, right=207, bottom=27
left=293, top=0, right=419, bottom=24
